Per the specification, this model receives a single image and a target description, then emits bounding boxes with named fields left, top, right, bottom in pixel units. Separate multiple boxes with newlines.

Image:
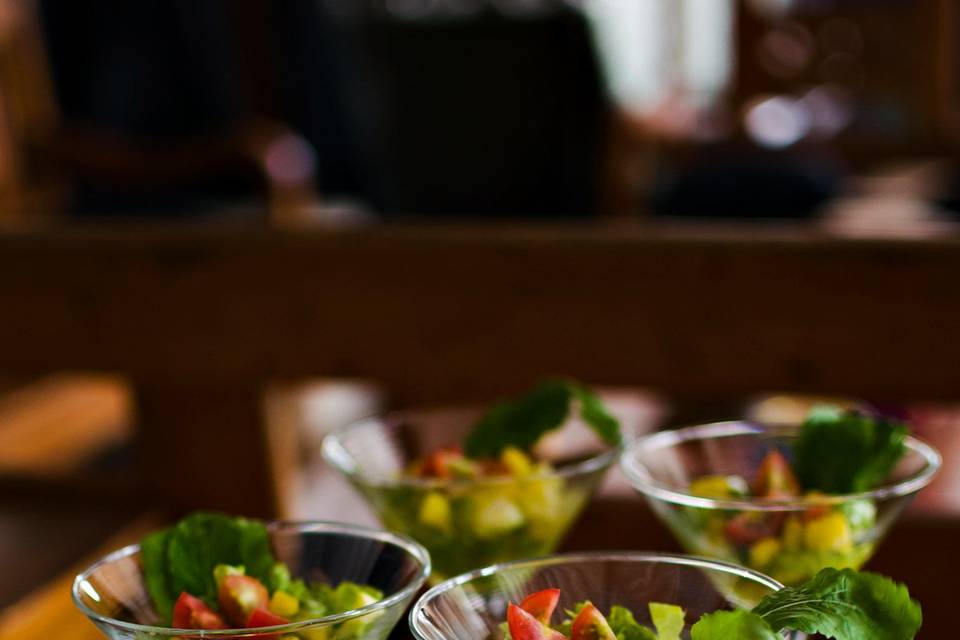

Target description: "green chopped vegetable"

left=607, top=605, right=656, bottom=640
left=648, top=603, right=684, bottom=640
left=793, top=406, right=908, bottom=494
left=464, top=379, right=622, bottom=458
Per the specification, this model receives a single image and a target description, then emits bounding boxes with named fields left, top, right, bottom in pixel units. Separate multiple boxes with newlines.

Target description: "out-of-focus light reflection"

left=265, top=134, right=316, bottom=186
left=799, top=84, right=854, bottom=137
left=757, top=22, right=815, bottom=78
left=744, top=94, right=810, bottom=148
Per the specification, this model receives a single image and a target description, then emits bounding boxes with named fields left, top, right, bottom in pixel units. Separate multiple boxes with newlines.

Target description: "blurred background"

left=0, top=0, right=959, bottom=637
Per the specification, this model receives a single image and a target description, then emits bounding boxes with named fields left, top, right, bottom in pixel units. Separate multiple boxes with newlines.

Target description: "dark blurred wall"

left=38, top=1, right=607, bottom=218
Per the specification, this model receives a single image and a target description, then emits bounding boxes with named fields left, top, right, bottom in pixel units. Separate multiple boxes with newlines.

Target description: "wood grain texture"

left=1, top=224, right=960, bottom=402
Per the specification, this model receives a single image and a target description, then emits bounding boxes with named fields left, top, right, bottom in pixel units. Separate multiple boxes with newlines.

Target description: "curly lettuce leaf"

left=464, top=380, right=622, bottom=458
left=752, top=568, right=921, bottom=640
left=792, top=406, right=907, bottom=494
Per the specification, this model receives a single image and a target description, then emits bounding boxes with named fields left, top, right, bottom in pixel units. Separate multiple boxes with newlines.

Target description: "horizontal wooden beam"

left=1, top=223, right=959, bottom=402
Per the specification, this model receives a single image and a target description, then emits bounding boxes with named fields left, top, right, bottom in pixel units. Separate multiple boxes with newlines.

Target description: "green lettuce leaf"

left=608, top=604, right=657, bottom=640
left=140, top=529, right=174, bottom=622
left=691, top=610, right=779, bottom=640
left=464, top=379, right=622, bottom=458
left=648, top=603, right=684, bottom=640
left=792, top=406, right=907, bottom=494
left=140, top=512, right=276, bottom=621
left=752, top=568, right=921, bottom=640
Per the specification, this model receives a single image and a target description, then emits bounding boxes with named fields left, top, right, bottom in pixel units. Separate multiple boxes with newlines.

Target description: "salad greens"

left=793, top=406, right=908, bottom=494
left=464, top=379, right=622, bottom=458
left=140, top=512, right=383, bottom=633
left=693, top=568, right=920, bottom=639
left=141, top=511, right=275, bottom=620
left=381, top=379, right=620, bottom=580
left=506, top=569, right=920, bottom=640
left=675, top=405, right=912, bottom=587
left=750, top=567, right=921, bottom=640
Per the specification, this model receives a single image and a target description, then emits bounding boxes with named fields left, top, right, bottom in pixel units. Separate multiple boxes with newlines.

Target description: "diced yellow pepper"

left=418, top=491, right=452, bottom=533
left=803, top=512, right=852, bottom=552
left=689, top=475, right=745, bottom=498
left=270, top=590, right=300, bottom=618
left=749, top=537, right=781, bottom=568
left=300, top=627, right=331, bottom=640
left=782, top=515, right=804, bottom=551
left=501, top=446, right=534, bottom=476
left=472, top=495, right=525, bottom=538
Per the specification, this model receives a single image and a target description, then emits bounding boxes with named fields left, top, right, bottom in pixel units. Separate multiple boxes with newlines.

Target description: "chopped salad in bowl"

left=73, top=513, right=430, bottom=640
left=323, top=380, right=626, bottom=581
left=621, top=406, right=941, bottom=586
left=409, top=551, right=922, bottom=640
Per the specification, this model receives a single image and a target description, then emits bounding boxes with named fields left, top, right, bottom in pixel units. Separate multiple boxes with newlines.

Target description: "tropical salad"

left=679, top=407, right=909, bottom=585
left=363, top=379, right=622, bottom=580
left=501, top=568, right=921, bottom=640
left=140, top=512, right=383, bottom=634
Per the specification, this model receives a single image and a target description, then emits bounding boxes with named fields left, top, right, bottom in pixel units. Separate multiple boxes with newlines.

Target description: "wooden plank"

left=0, top=374, right=130, bottom=476
left=1, top=224, right=960, bottom=402
left=0, top=512, right=163, bottom=640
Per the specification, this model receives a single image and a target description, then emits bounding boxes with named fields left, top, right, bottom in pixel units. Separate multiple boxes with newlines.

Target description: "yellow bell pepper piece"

left=803, top=512, right=852, bottom=552
left=501, top=446, right=534, bottom=476
left=418, top=491, right=452, bottom=533
left=270, top=590, right=300, bottom=618
left=749, top=537, right=782, bottom=568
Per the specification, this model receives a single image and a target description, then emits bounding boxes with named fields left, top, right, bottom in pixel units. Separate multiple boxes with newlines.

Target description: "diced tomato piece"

left=752, top=450, right=800, bottom=498
left=247, top=607, right=289, bottom=627
left=507, top=603, right=566, bottom=640
left=421, top=446, right=465, bottom=479
left=724, top=512, right=785, bottom=546
left=520, top=588, right=561, bottom=624
left=172, top=592, right=228, bottom=630
left=571, top=603, right=617, bottom=640
left=244, top=607, right=290, bottom=640
left=218, top=575, right=269, bottom=627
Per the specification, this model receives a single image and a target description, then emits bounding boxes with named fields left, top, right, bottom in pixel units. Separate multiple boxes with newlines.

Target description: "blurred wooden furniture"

left=2, top=223, right=960, bottom=515
left=0, top=512, right=162, bottom=640
left=0, top=0, right=319, bottom=224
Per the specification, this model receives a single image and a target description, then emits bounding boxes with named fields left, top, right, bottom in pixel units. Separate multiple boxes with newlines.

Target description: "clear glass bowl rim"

left=322, top=412, right=623, bottom=489
left=620, top=421, right=942, bottom=511
left=407, top=550, right=786, bottom=640
left=72, top=520, right=432, bottom=638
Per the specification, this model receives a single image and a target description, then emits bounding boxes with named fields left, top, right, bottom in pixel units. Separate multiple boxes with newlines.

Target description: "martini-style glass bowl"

left=323, top=409, right=621, bottom=582
left=621, top=422, right=941, bottom=586
left=73, top=521, right=430, bottom=640
left=409, top=552, right=797, bottom=640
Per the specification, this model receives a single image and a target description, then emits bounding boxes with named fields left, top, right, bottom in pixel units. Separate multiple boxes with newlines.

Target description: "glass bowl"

left=322, top=409, right=620, bottom=582
left=621, top=421, right=941, bottom=586
left=409, top=551, right=796, bottom=640
left=73, top=521, right=431, bottom=640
